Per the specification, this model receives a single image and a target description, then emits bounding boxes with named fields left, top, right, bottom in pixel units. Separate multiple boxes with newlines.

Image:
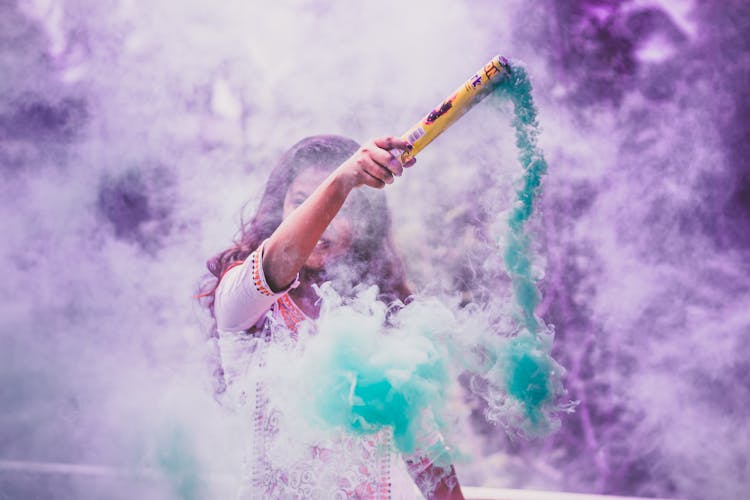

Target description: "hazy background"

left=1, top=0, right=748, bottom=499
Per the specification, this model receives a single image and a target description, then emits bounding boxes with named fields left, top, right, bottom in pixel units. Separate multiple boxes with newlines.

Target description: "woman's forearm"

left=261, top=136, right=414, bottom=292
left=263, top=170, right=352, bottom=291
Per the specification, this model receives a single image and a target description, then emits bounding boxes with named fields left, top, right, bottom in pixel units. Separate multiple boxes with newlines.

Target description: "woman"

left=200, top=134, right=465, bottom=499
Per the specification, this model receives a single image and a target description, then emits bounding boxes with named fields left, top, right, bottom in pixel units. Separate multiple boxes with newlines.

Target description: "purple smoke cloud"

left=1, top=1, right=748, bottom=499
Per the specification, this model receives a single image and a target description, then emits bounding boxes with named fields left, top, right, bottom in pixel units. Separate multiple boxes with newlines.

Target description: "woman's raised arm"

left=262, top=136, right=414, bottom=291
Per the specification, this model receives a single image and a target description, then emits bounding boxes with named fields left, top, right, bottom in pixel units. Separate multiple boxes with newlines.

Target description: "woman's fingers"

left=371, top=148, right=404, bottom=177
left=361, top=169, right=387, bottom=189
left=363, top=160, right=395, bottom=185
left=374, top=136, right=412, bottom=153
left=372, top=136, right=414, bottom=177
left=348, top=136, right=416, bottom=189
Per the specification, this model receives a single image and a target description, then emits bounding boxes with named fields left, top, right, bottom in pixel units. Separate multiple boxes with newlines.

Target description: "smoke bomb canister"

left=394, top=55, right=511, bottom=163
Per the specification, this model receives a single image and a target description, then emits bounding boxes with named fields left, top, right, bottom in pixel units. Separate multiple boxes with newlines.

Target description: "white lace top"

left=215, top=242, right=432, bottom=499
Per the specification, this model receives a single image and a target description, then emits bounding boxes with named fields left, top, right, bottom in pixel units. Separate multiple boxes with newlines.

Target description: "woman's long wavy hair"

left=197, top=135, right=411, bottom=340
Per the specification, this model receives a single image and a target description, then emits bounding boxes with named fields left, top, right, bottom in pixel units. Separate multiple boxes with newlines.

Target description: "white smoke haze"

left=2, top=0, right=749, bottom=499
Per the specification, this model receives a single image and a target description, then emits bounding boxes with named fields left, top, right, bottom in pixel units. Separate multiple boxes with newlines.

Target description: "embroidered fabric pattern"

left=250, top=246, right=274, bottom=297
left=276, top=294, right=306, bottom=333
left=239, top=299, right=395, bottom=499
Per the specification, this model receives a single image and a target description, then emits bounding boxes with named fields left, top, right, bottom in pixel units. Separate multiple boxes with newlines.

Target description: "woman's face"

left=282, top=166, right=354, bottom=271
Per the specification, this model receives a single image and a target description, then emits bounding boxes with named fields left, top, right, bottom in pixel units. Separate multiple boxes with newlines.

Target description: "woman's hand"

left=335, top=136, right=417, bottom=189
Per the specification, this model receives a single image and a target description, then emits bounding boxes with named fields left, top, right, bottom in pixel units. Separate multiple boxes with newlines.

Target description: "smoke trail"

left=298, top=62, right=567, bottom=462
left=497, top=64, right=547, bottom=335
left=299, top=284, right=453, bottom=459
left=478, top=62, right=568, bottom=431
